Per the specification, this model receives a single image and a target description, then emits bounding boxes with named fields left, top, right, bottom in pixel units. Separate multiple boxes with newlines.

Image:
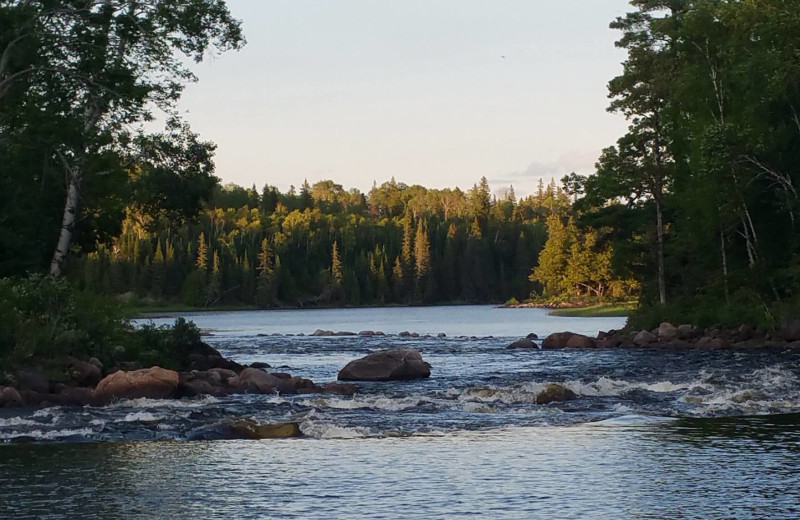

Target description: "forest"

left=2, top=0, right=800, bottom=336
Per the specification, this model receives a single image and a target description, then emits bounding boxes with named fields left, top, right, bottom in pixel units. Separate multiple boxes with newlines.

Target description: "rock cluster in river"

left=0, top=341, right=358, bottom=409
left=521, top=320, right=800, bottom=351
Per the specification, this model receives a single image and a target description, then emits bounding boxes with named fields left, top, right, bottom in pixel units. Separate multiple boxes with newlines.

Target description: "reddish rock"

left=565, top=334, right=596, bottom=348
left=66, top=357, right=102, bottom=387
left=695, top=337, right=729, bottom=350
left=506, top=338, right=537, bottom=349
left=0, top=386, right=24, bottom=408
left=92, top=366, right=179, bottom=405
left=633, top=330, right=657, bottom=346
left=541, top=332, right=576, bottom=349
left=658, top=322, right=678, bottom=342
left=291, top=377, right=318, bottom=393
left=323, top=382, right=358, bottom=395
left=230, top=367, right=296, bottom=394
left=338, top=349, right=431, bottom=381
left=535, top=383, right=577, bottom=404
left=59, top=386, right=93, bottom=406
left=208, top=368, right=238, bottom=384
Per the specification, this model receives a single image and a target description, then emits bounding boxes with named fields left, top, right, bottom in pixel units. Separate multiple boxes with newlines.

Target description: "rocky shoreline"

left=0, top=340, right=363, bottom=410
left=510, top=320, right=800, bottom=351
left=0, top=339, right=436, bottom=411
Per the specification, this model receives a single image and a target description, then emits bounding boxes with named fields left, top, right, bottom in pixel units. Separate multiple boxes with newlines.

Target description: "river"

left=2, top=305, right=799, bottom=519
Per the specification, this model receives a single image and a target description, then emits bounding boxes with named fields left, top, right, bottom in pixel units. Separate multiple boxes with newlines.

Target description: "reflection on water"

left=2, top=419, right=800, bottom=519
left=136, top=305, right=626, bottom=338
left=3, top=307, right=800, bottom=518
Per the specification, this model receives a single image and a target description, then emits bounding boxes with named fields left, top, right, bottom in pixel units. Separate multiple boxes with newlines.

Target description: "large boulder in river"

left=338, top=349, right=431, bottom=381
left=565, top=334, right=596, bottom=349
left=92, top=366, right=179, bottom=405
left=541, top=332, right=575, bottom=349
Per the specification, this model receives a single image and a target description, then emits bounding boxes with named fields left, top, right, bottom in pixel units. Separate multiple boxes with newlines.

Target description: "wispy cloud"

left=489, top=150, right=600, bottom=197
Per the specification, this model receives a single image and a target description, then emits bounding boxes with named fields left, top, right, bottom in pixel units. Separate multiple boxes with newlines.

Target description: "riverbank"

left=503, top=300, right=635, bottom=318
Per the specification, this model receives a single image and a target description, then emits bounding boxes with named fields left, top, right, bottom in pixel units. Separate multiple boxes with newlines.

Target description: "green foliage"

left=0, top=274, right=127, bottom=364
left=75, top=176, right=560, bottom=307
left=125, top=318, right=203, bottom=370
left=571, top=0, right=800, bottom=327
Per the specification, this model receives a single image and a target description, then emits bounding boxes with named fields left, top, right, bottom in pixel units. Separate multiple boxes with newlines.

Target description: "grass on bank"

left=547, top=303, right=636, bottom=318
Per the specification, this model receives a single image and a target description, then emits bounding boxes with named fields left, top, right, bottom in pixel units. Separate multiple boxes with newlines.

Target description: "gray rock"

left=565, top=334, right=596, bottom=348
left=506, top=338, right=537, bottom=349
left=0, top=386, right=24, bottom=408
left=541, top=332, right=576, bottom=349
left=338, top=349, right=431, bottom=381
left=676, top=324, right=696, bottom=340
left=230, top=367, right=296, bottom=394
left=633, top=330, right=657, bottom=346
left=17, top=371, right=50, bottom=393
left=782, top=319, right=800, bottom=341
left=657, top=322, right=678, bottom=342
left=535, top=383, right=577, bottom=404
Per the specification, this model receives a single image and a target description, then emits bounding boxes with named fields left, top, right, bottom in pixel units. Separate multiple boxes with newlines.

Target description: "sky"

left=177, top=0, right=634, bottom=197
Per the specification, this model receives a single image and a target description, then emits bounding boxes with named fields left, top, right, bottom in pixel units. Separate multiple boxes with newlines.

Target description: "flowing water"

left=2, top=306, right=800, bottom=519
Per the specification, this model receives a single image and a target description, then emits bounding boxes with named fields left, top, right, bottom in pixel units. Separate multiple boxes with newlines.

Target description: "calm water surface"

left=2, top=306, right=799, bottom=519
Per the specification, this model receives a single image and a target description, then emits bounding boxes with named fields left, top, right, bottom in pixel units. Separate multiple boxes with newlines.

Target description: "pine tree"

left=196, top=232, right=208, bottom=271
left=207, top=250, right=221, bottom=305
left=331, top=240, right=343, bottom=286
left=256, top=238, right=275, bottom=307
left=414, top=220, right=431, bottom=301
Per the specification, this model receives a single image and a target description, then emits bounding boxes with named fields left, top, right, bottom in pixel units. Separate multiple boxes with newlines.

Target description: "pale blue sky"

left=179, top=0, right=633, bottom=196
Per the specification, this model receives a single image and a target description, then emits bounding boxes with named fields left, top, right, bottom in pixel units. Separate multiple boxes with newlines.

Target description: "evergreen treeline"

left=566, top=0, right=800, bottom=327
left=76, top=177, right=579, bottom=307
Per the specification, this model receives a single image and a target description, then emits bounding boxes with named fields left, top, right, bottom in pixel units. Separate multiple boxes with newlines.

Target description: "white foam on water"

left=299, top=420, right=369, bottom=439
left=122, top=411, right=163, bottom=423
left=107, top=395, right=219, bottom=409
left=587, top=415, right=676, bottom=427
left=612, top=403, right=633, bottom=413
left=0, top=427, right=95, bottom=441
left=299, top=395, right=425, bottom=411
left=32, top=407, right=60, bottom=419
left=0, top=416, right=40, bottom=428
left=457, top=376, right=701, bottom=406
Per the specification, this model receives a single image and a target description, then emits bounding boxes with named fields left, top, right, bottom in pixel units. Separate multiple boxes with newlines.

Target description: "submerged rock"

left=338, top=349, right=431, bottom=381
left=323, top=382, right=358, bottom=395
left=188, top=418, right=303, bottom=440
left=92, top=366, right=179, bottom=405
left=506, top=338, right=537, bottom=349
left=535, top=383, right=577, bottom=404
left=227, top=419, right=303, bottom=439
